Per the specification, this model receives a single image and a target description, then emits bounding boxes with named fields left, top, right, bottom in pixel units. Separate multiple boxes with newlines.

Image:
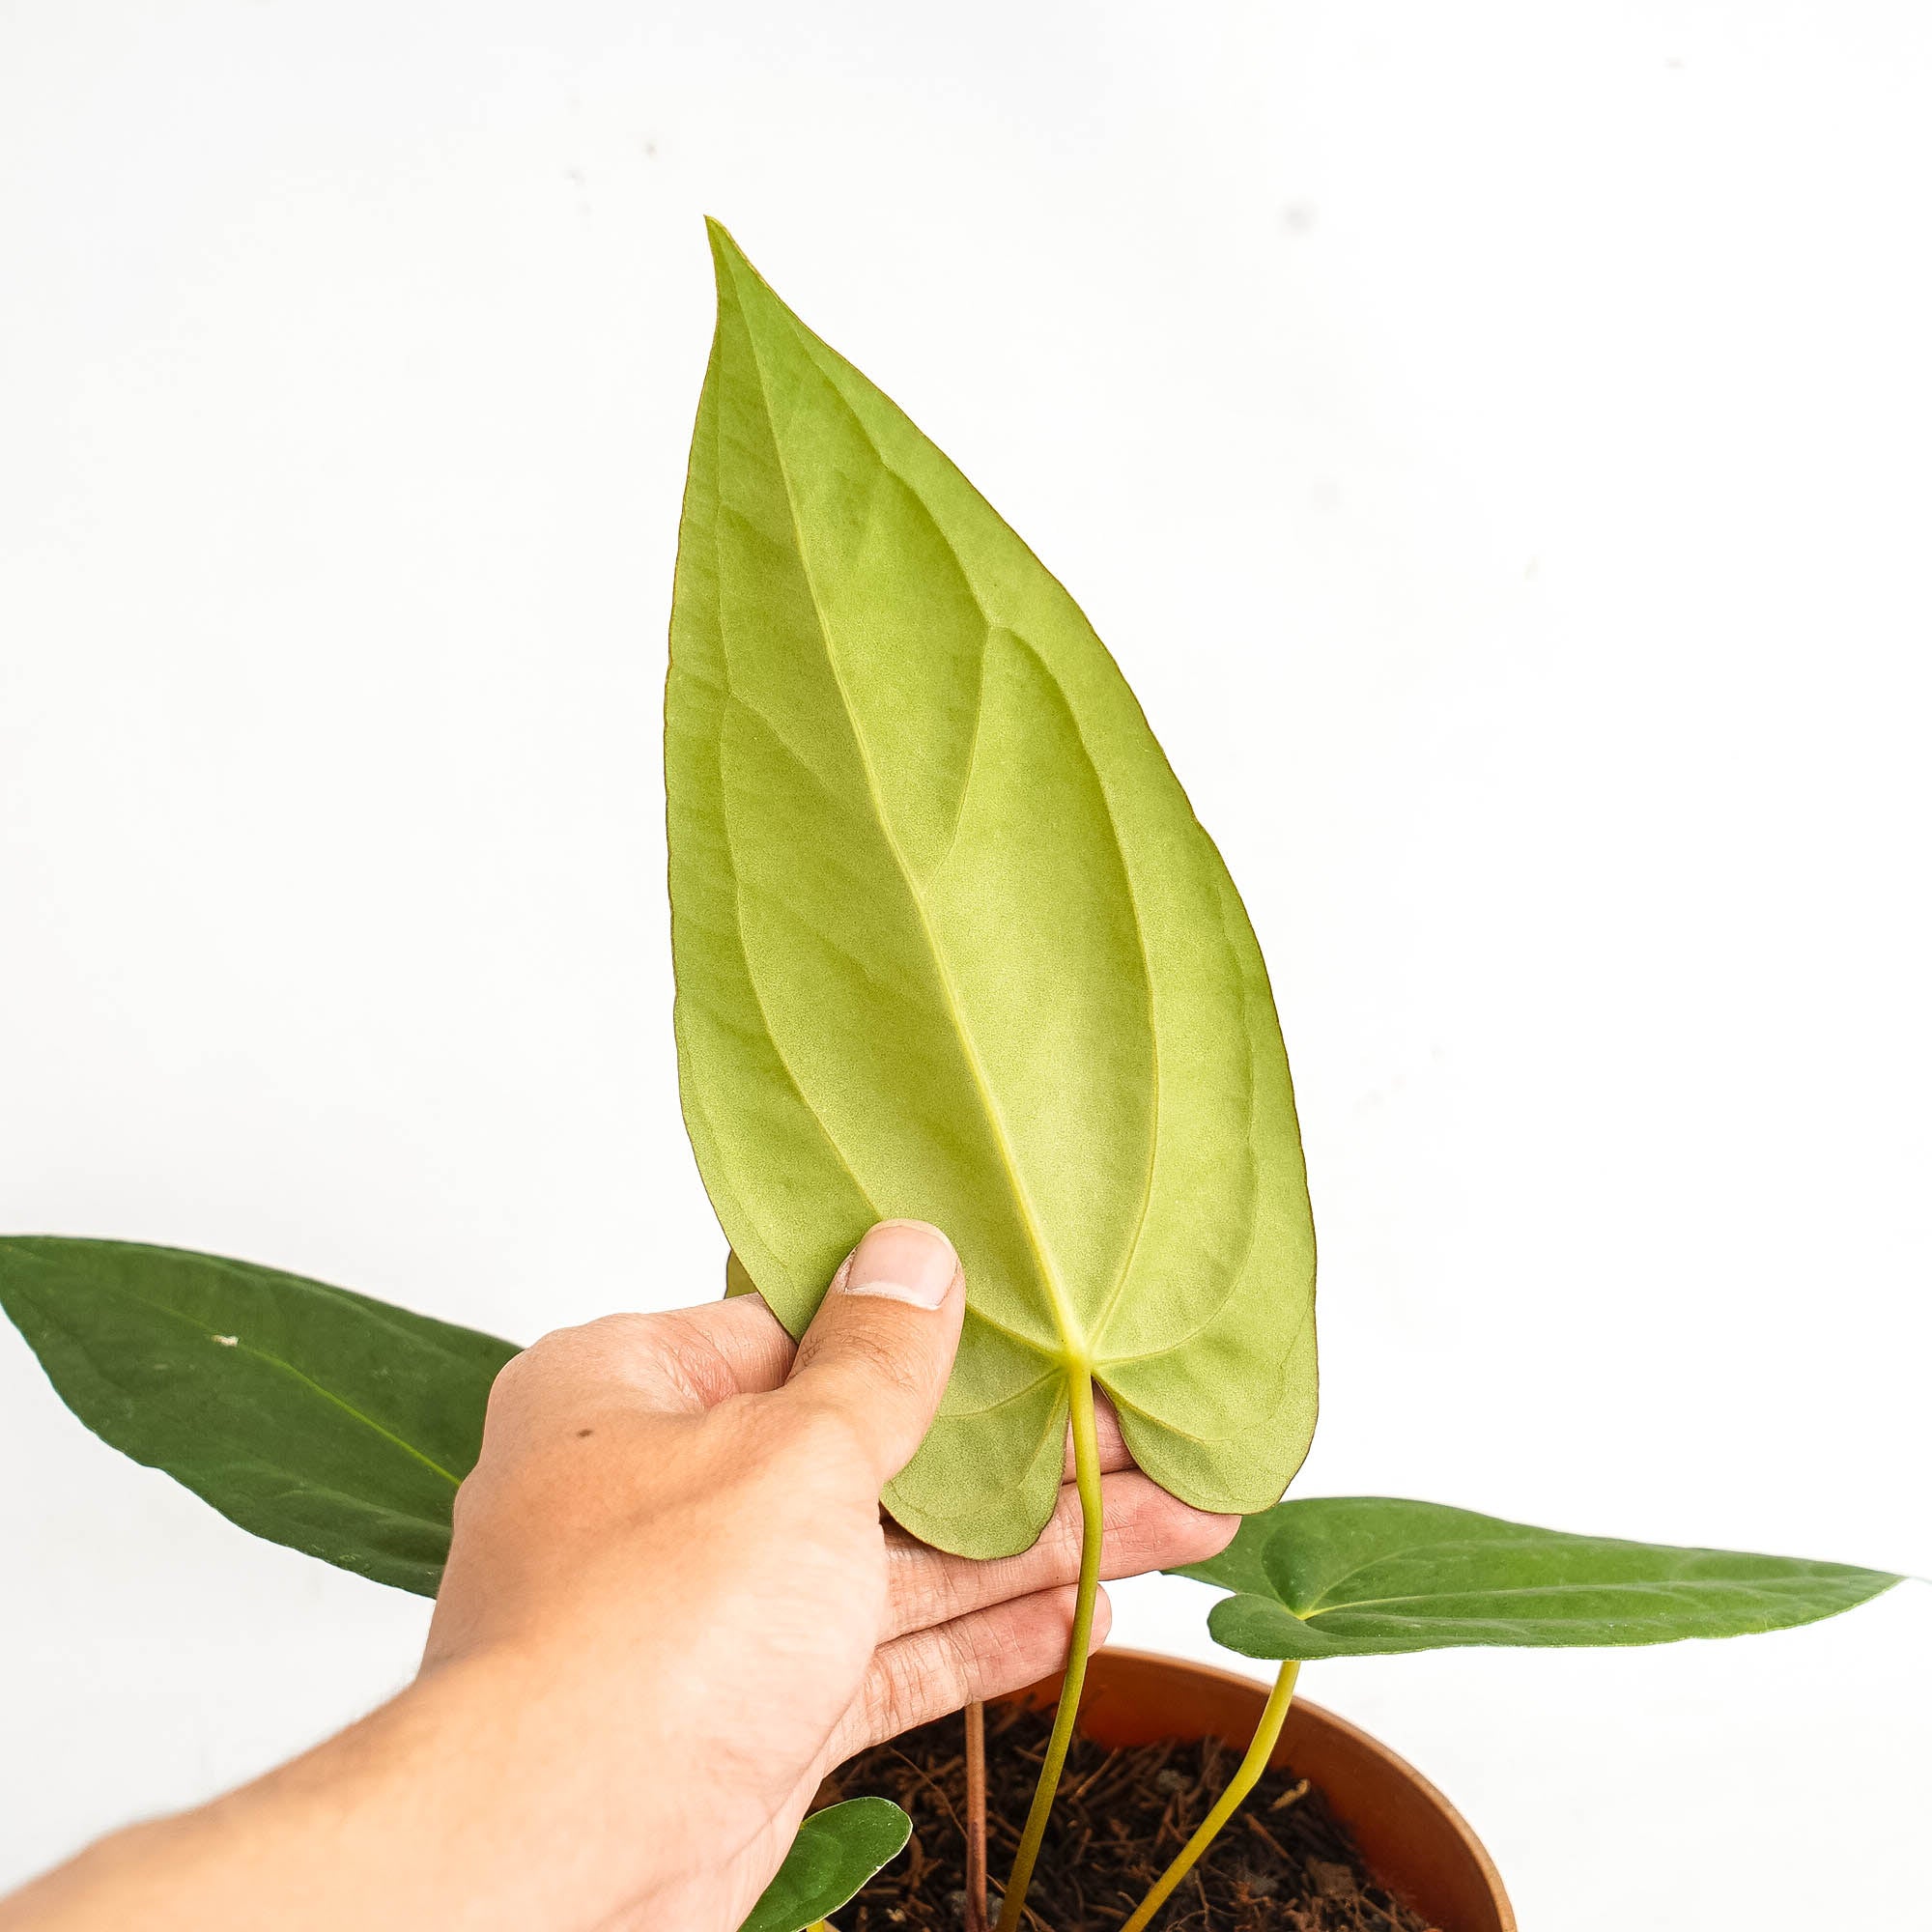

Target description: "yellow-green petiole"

left=1116, top=1659, right=1302, bottom=1932
left=994, top=1368, right=1105, bottom=1932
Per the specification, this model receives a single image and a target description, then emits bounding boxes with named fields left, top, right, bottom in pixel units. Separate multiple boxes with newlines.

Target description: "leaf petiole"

left=995, top=1366, right=1105, bottom=1932
left=1116, top=1660, right=1301, bottom=1932
left=963, top=1700, right=989, bottom=1932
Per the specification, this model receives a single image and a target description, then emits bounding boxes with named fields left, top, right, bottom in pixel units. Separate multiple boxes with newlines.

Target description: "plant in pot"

left=0, top=224, right=1898, bottom=1932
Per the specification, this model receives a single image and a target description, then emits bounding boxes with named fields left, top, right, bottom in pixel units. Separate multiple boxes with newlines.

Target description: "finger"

left=831, top=1583, right=1115, bottom=1764
left=1065, top=1389, right=1131, bottom=1478
left=742, top=1260, right=1128, bottom=1468
left=881, top=1470, right=1236, bottom=1639
left=782, top=1220, right=965, bottom=1485
left=725, top=1256, right=1134, bottom=1467
left=634, top=1293, right=799, bottom=1402
left=471, top=1293, right=799, bottom=1444
left=735, top=1255, right=1139, bottom=1471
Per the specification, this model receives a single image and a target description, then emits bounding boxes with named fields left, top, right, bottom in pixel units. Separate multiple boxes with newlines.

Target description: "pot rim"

left=997, top=1645, right=1515, bottom=1931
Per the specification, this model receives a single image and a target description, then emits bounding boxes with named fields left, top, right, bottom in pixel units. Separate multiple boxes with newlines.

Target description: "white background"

left=2, top=2, right=1927, bottom=1924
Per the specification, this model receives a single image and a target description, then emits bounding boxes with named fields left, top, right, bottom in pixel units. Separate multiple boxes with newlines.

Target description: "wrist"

left=329, top=1639, right=709, bottom=1930
left=5, top=1642, right=711, bottom=1932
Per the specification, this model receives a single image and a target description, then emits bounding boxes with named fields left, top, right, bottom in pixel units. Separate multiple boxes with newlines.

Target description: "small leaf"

left=0, top=1237, right=518, bottom=1596
left=739, top=1798, right=913, bottom=1932
left=1174, top=1496, right=1900, bottom=1659
left=668, top=220, right=1317, bottom=1558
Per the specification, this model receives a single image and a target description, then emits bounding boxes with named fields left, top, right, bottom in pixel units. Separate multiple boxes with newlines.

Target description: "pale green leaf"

left=667, top=221, right=1317, bottom=1557
left=0, top=1236, right=517, bottom=1596
left=739, top=1799, right=912, bottom=1932
left=1173, top=1497, right=1900, bottom=1659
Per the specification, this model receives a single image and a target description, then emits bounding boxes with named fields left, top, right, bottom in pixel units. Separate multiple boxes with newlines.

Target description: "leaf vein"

left=721, top=259, right=1077, bottom=1363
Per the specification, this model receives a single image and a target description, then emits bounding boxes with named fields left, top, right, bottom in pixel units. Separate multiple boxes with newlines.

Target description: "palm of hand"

left=426, top=1264, right=1232, bottom=1932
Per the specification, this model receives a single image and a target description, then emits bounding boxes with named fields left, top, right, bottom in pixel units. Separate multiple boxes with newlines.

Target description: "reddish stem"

left=963, top=1698, right=989, bottom=1932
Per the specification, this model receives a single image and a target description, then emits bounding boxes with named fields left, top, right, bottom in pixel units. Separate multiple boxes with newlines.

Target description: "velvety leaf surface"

left=739, top=1799, right=912, bottom=1932
left=667, top=222, right=1317, bottom=1557
left=1173, top=1496, right=1900, bottom=1659
left=0, top=1237, right=518, bottom=1596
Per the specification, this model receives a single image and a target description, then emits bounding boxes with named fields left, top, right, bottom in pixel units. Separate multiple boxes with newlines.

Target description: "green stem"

left=1116, top=1660, right=1301, bottom=1932
left=994, top=1369, right=1105, bottom=1932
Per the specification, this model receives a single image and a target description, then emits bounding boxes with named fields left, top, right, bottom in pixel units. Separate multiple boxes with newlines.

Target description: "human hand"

left=0, top=1219, right=1236, bottom=1932
left=423, top=1217, right=1237, bottom=1932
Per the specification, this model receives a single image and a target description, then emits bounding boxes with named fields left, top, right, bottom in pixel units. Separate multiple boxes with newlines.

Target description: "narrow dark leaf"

left=0, top=1237, right=518, bottom=1596
left=1173, top=1496, right=1900, bottom=1660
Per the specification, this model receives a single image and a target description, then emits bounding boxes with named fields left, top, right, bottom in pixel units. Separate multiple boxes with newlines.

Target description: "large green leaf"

left=739, top=1799, right=912, bottom=1932
left=1173, top=1497, right=1900, bottom=1659
left=667, top=221, right=1317, bottom=1558
left=0, top=1237, right=517, bottom=1596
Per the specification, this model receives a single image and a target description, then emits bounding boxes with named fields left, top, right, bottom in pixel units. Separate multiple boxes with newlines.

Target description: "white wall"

left=2, top=3, right=1926, bottom=1925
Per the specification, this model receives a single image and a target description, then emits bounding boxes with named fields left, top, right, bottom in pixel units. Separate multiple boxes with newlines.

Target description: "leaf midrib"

left=722, top=257, right=1087, bottom=1369
left=1308, top=1576, right=1862, bottom=1619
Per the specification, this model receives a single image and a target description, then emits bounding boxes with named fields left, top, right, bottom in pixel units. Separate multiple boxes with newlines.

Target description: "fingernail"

left=840, top=1219, right=957, bottom=1310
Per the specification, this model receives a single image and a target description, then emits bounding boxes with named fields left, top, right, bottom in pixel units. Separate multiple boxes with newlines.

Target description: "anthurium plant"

left=0, top=223, right=1898, bottom=1932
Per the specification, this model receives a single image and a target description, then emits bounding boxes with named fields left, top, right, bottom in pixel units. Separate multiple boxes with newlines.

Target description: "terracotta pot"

left=1002, top=1648, right=1515, bottom=1932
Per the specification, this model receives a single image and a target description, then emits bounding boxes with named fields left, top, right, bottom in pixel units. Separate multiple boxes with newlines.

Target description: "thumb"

left=781, top=1219, right=965, bottom=1485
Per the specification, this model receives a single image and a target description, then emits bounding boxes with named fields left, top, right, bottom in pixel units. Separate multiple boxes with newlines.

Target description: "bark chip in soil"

left=814, top=1700, right=1438, bottom=1931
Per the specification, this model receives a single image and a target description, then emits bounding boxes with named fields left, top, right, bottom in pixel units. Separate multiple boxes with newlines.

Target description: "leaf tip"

left=703, top=214, right=752, bottom=283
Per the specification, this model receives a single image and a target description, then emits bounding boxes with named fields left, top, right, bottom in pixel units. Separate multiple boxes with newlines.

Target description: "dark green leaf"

left=668, top=220, right=1316, bottom=1558
left=1174, top=1496, right=1900, bottom=1660
left=0, top=1237, right=518, bottom=1595
left=739, top=1799, right=912, bottom=1932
